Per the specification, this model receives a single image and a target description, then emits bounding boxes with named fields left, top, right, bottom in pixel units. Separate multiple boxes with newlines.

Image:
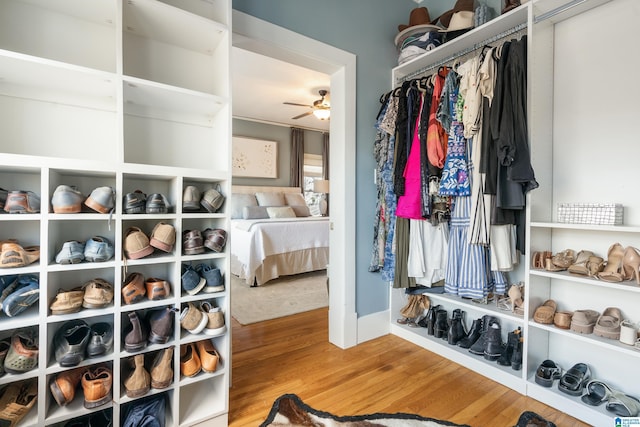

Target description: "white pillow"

left=266, top=206, right=296, bottom=218
left=230, top=193, right=258, bottom=219
left=243, top=206, right=269, bottom=219
left=291, top=205, right=311, bottom=217
left=256, top=192, right=285, bottom=206
left=284, top=192, right=307, bottom=206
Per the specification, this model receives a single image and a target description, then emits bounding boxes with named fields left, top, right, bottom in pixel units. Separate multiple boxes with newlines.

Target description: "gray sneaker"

left=84, top=186, right=115, bottom=214
left=51, top=185, right=85, bottom=213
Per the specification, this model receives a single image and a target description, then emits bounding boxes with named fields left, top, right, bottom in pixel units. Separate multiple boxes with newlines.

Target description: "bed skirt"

left=231, top=247, right=329, bottom=286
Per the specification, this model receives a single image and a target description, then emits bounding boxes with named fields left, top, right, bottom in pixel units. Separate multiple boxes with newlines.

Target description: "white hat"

left=439, top=11, right=474, bottom=32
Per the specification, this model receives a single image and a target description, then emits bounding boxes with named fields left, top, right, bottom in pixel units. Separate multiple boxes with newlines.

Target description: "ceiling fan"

left=284, top=89, right=330, bottom=120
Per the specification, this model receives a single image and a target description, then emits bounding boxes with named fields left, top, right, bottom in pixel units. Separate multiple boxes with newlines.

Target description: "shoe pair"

left=51, top=185, right=115, bottom=214
left=123, top=223, right=175, bottom=260
left=55, top=236, right=114, bottom=264
left=180, top=339, right=220, bottom=377
left=122, top=272, right=171, bottom=305
left=182, top=185, right=225, bottom=213
left=180, top=301, right=226, bottom=336
left=0, top=274, right=40, bottom=317
left=123, top=346, right=175, bottom=397
left=3, top=190, right=40, bottom=214
left=50, top=364, right=112, bottom=409
left=123, top=191, right=171, bottom=214
left=54, top=320, right=114, bottom=367
left=123, top=308, right=177, bottom=352
left=49, top=278, right=114, bottom=315
left=181, top=264, right=224, bottom=295
left=182, top=229, right=227, bottom=254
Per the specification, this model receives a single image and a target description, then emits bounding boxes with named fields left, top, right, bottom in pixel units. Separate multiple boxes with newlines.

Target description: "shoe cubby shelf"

left=390, top=0, right=636, bottom=425
left=0, top=0, right=230, bottom=425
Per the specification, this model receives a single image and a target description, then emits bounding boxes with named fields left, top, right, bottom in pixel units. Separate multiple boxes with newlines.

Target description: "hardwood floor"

left=228, top=308, right=591, bottom=427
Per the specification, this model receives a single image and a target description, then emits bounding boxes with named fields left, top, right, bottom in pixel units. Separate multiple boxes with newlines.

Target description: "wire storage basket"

left=557, top=203, right=623, bottom=225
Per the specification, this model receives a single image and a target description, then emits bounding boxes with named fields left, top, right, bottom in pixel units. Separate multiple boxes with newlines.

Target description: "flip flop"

left=581, top=379, right=614, bottom=406
left=606, top=391, right=640, bottom=417
left=558, top=362, right=591, bottom=396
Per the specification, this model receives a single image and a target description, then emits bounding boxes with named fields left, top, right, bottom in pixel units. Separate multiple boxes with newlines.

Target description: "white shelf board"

left=531, top=221, right=640, bottom=233
left=19, top=0, right=116, bottom=26
left=426, top=292, right=526, bottom=324
left=530, top=268, right=640, bottom=293
left=45, top=392, right=113, bottom=425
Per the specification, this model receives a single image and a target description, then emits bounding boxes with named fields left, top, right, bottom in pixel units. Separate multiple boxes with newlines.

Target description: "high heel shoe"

left=598, top=243, right=625, bottom=282
left=623, top=246, right=640, bottom=284
left=508, top=282, right=525, bottom=315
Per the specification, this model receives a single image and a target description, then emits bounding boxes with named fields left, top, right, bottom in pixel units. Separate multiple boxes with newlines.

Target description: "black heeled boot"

left=511, top=334, right=523, bottom=371
left=468, top=315, right=493, bottom=355
left=483, top=319, right=503, bottom=361
left=433, top=309, right=448, bottom=339
left=424, top=304, right=441, bottom=336
left=447, top=309, right=466, bottom=345
left=498, top=327, right=520, bottom=366
left=458, top=317, right=482, bottom=349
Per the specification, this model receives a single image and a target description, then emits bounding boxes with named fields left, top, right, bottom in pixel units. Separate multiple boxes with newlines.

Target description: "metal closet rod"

left=533, top=0, right=588, bottom=24
left=397, top=22, right=527, bottom=84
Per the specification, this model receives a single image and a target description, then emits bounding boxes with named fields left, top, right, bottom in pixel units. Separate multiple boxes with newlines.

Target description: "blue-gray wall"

left=232, top=118, right=324, bottom=186
left=232, top=0, right=503, bottom=317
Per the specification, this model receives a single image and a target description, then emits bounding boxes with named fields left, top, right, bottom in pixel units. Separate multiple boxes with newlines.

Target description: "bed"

left=230, top=185, right=330, bottom=286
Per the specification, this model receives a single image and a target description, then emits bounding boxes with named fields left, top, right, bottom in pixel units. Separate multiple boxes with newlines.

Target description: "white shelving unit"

left=0, top=1, right=231, bottom=426
left=390, top=0, right=638, bottom=425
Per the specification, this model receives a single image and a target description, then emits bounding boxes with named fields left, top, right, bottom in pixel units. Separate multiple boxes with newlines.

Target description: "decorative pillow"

left=291, top=205, right=311, bottom=217
left=230, top=193, right=258, bottom=219
left=243, top=206, right=269, bottom=219
left=255, top=192, right=285, bottom=207
left=266, top=206, right=296, bottom=219
left=284, top=192, right=307, bottom=206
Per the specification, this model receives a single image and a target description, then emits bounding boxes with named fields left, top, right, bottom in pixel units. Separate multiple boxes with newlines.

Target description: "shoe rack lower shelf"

left=390, top=323, right=526, bottom=394
left=526, top=377, right=615, bottom=426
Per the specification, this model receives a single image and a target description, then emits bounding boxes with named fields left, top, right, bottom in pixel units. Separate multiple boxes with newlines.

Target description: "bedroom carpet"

left=259, top=394, right=471, bottom=427
left=230, top=270, right=328, bottom=325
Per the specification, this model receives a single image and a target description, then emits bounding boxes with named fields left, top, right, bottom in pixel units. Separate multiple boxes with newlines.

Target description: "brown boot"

left=124, top=354, right=150, bottom=398
left=81, top=366, right=112, bottom=409
left=150, top=347, right=174, bottom=389
left=49, top=367, right=85, bottom=406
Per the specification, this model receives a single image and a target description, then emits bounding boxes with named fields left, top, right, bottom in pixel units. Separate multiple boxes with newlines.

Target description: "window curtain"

left=290, top=127, right=304, bottom=189
left=322, top=132, right=330, bottom=179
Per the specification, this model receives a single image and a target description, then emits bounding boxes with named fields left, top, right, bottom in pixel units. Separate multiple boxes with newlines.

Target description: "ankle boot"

left=422, top=304, right=440, bottom=335
left=458, top=317, right=482, bottom=349
left=469, top=315, right=492, bottom=355
left=447, top=309, right=466, bottom=345
left=433, top=309, right=448, bottom=339
left=511, top=334, right=523, bottom=371
left=498, top=327, right=520, bottom=366
left=124, top=354, right=151, bottom=398
left=483, top=319, right=503, bottom=361
left=124, top=311, right=148, bottom=352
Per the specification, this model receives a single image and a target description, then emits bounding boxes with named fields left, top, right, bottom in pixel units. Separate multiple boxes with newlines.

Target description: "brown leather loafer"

left=182, top=230, right=204, bottom=255
left=180, top=343, right=201, bottom=377
left=82, top=278, right=114, bottom=309
left=196, top=339, right=220, bottom=373
left=81, top=366, right=112, bottom=409
left=145, top=278, right=170, bottom=300
left=122, top=272, right=146, bottom=305
left=50, top=366, right=85, bottom=406
left=203, top=228, right=227, bottom=252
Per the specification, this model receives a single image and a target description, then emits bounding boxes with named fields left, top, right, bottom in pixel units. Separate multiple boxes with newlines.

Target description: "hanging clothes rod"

left=397, top=22, right=527, bottom=84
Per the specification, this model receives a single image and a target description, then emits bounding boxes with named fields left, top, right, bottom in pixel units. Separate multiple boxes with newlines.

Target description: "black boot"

left=433, top=309, right=448, bottom=339
left=458, top=317, right=482, bottom=349
left=511, top=333, right=523, bottom=371
left=419, top=304, right=440, bottom=334
left=483, top=319, right=503, bottom=361
left=498, top=327, right=520, bottom=366
left=468, top=315, right=492, bottom=355
left=447, top=309, right=466, bottom=345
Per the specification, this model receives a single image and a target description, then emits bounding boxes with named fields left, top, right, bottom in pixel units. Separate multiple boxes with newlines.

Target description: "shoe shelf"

left=531, top=221, right=640, bottom=233
left=179, top=378, right=228, bottom=426
left=530, top=268, right=640, bottom=293
left=423, top=292, right=525, bottom=325
left=45, top=395, right=114, bottom=427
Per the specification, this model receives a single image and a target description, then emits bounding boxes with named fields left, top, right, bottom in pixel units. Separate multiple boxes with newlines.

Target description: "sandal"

left=553, top=311, right=573, bottom=330
left=598, top=243, right=625, bottom=282
left=534, top=360, right=562, bottom=387
left=606, top=391, right=640, bottom=417
left=567, top=250, right=593, bottom=275
left=550, top=249, right=575, bottom=270
left=508, top=282, right=525, bottom=315
left=570, top=309, right=600, bottom=334
left=593, top=307, right=622, bottom=339
left=533, top=299, right=557, bottom=325
left=558, top=362, right=591, bottom=396
left=587, top=256, right=605, bottom=277
left=581, top=379, right=614, bottom=406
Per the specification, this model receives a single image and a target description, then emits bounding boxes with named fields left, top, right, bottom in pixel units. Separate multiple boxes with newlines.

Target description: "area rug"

left=259, top=394, right=471, bottom=427
left=231, top=270, right=328, bottom=325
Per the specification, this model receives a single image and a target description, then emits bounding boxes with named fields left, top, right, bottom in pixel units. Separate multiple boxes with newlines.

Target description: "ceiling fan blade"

left=284, top=102, right=313, bottom=108
left=292, top=111, right=314, bottom=119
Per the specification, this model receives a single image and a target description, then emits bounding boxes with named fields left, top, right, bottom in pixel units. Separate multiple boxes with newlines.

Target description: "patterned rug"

left=259, top=394, right=471, bottom=427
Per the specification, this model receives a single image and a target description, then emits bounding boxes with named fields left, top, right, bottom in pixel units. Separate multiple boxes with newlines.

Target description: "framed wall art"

left=232, top=136, right=278, bottom=178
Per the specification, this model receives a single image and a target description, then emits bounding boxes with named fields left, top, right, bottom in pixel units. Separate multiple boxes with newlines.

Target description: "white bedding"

left=230, top=217, right=330, bottom=286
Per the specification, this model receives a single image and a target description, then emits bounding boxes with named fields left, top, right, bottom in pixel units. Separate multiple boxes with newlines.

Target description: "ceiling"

left=231, top=47, right=331, bottom=132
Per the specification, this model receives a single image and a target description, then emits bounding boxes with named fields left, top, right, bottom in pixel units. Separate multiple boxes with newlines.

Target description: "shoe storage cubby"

left=0, top=0, right=231, bottom=425
left=389, top=0, right=638, bottom=425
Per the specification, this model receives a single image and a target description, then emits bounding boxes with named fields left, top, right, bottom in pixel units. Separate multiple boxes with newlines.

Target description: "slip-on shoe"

left=82, top=278, right=114, bottom=309
left=182, top=186, right=201, bottom=211
left=123, top=190, right=147, bottom=214
left=50, top=287, right=85, bottom=315
left=196, top=264, right=224, bottom=293
left=54, top=319, right=91, bottom=367
left=50, top=366, right=85, bottom=406
left=196, top=339, right=220, bottom=373
left=145, top=193, right=170, bottom=214
left=4, top=190, right=40, bottom=214
left=124, top=227, right=153, bottom=260
left=203, top=228, right=227, bottom=253
left=200, top=188, right=225, bottom=213
left=180, top=343, right=201, bottom=377
left=150, top=222, right=176, bottom=253
left=55, top=240, right=85, bottom=264
left=84, top=186, right=115, bottom=214
left=51, top=185, right=85, bottom=213
left=183, top=230, right=204, bottom=255
left=2, top=275, right=40, bottom=317
left=86, top=322, right=114, bottom=358
left=181, top=264, right=206, bottom=295
left=84, top=236, right=114, bottom=262
left=122, top=272, right=146, bottom=305
left=200, top=302, right=226, bottom=336
left=535, top=359, right=562, bottom=388
left=180, top=302, right=207, bottom=335
left=145, top=278, right=170, bottom=300
left=0, top=242, right=40, bottom=268
left=81, top=366, right=112, bottom=409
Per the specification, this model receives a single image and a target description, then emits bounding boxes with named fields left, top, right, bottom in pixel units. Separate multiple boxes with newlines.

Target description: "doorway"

left=231, top=10, right=357, bottom=348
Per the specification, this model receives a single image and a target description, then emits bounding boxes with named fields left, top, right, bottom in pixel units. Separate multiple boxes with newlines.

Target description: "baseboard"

left=357, top=309, right=390, bottom=344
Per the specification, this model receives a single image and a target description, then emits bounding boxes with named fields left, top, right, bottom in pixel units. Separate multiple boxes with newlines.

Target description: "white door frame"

left=232, top=10, right=357, bottom=348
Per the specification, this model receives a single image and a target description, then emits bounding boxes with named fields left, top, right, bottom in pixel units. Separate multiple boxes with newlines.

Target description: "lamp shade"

left=313, top=179, right=330, bottom=193
left=313, top=108, right=330, bottom=120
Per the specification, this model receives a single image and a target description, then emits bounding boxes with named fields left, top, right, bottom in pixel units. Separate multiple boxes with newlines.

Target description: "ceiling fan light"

left=313, top=108, right=330, bottom=120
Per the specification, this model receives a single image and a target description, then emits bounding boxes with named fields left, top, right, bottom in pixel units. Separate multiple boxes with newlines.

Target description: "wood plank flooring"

left=228, top=308, right=591, bottom=427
